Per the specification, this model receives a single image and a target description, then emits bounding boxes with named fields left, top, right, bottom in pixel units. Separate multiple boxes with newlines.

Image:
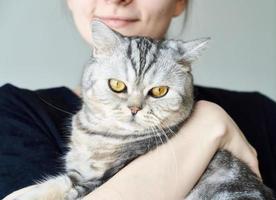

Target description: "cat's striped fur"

left=15, top=21, right=275, bottom=200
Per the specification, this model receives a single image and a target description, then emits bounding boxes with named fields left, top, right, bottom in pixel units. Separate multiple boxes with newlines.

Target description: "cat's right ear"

left=91, top=20, right=123, bottom=57
left=163, top=38, right=210, bottom=72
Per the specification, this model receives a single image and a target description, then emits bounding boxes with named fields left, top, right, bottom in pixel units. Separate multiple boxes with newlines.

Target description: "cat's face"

left=82, top=21, right=209, bottom=133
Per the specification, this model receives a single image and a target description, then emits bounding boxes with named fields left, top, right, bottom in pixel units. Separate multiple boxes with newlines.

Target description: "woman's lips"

left=95, top=17, right=139, bottom=28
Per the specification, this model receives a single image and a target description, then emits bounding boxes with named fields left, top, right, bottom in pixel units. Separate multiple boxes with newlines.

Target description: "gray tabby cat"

left=15, top=20, right=275, bottom=200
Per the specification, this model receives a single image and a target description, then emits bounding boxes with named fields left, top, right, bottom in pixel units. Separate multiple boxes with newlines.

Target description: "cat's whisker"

left=151, top=120, right=180, bottom=189
left=156, top=124, right=169, bottom=144
left=149, top=126, right=159, bottom=149
left=159, top=122, right=181, bottom=188
left=37, top=95, right=75, bottom=116
left=154, top=126, right=165, bottom=146
left=160, top=121, right=177, bottom=138
left=147, top=116, right=165, bottom=145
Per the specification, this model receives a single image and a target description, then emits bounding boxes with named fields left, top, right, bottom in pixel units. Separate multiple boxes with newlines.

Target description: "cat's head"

left=81, top=20, right=209, bottom=134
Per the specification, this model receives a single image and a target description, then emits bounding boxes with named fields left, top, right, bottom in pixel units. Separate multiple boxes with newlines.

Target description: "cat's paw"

left=3, top=185, right=37, bottom=200
left=6, top=175, right=76, bottom=200
left=11, top=184, right=69, bottom=200
left=13, top=187, right=45, bottom=200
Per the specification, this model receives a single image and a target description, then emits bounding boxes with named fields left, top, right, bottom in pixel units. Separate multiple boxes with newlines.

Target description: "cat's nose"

left=128, top=106, right=141, bottom=115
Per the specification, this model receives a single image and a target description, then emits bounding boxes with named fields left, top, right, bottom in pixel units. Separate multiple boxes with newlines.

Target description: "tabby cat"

left=14, top=20, right=275, bottom=200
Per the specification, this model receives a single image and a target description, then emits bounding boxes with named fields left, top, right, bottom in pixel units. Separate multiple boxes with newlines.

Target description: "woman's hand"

left=83, top=100, right=261, bottom=200
left=202, top=101, right=261, bottom=178
left=190, top=100, right=261, bottom=178
left=200, top=101, right=261, bottom=178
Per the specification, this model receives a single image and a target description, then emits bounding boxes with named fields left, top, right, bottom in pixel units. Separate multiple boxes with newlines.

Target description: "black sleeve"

left=0, top=84, right=66, bottom=199
left=244, top=92, right=276, bottom=192
left=259, top=93, right=276, bottom=159
left=258, top=93, right=276, bottom=186
left=230, top=92, right=276, bottom=191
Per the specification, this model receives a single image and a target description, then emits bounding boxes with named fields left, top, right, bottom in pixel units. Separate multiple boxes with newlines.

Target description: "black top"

left=0, top=83, right=275, bottom=198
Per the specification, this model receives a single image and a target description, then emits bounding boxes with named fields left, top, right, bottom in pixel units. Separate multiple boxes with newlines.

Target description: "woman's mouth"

left=95, top=16, right=139, bottom=29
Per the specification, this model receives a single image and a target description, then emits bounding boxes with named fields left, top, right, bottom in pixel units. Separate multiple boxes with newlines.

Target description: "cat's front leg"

left=13, top=175, right=78, bottom=200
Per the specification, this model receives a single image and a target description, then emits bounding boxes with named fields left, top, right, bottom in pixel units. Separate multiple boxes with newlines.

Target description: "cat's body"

left=13, top=21, right=275, bottom=200
left=187, top=150, right=274, bottom=200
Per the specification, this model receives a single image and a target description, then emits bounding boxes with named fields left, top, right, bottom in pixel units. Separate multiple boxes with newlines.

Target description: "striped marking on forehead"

left=127, top=38, right=159, bottom=83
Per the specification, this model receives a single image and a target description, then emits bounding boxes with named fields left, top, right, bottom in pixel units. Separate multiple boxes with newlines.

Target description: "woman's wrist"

left=192, top=101, right=261, bottom=178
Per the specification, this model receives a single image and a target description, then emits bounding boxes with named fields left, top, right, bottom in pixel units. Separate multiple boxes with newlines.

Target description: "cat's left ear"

left=163, top=37, right=210, bottom=72
left=90, top=20, right=123, bottom=57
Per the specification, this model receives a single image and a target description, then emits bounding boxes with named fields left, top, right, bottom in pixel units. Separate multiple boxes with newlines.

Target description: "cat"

left=12, top=20, right=275, bottom=200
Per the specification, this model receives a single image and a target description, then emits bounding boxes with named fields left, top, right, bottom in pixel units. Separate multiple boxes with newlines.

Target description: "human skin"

left=4, top=0, right=260, bottom=199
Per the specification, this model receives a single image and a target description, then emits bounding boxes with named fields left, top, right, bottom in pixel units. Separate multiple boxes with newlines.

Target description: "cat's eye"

left=149, top=86, right=169, bottom=98
left=108, top=79, right=127, bottom=93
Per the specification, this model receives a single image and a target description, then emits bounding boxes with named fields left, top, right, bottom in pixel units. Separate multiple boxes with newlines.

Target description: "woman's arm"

left=4, top=100, right=260, bottom=200
left=83, top=100, right=260, bottom=200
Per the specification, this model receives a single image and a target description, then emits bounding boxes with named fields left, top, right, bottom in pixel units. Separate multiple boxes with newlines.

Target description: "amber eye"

left=108, top=79, right=127, bottom=93
left=149, top=86, right=169, bottom=98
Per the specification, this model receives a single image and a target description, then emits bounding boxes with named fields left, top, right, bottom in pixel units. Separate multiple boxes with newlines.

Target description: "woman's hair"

left=166, top=0, right=192, bottom=39
left=181, top=0, right=192, bottom=36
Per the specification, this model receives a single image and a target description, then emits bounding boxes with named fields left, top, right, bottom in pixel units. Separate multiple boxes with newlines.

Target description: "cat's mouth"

left=130, top=115, right=135, bottom=122
left=127, top=115, right=144, bottom=127
left=129, top=116, right=140, bottom=127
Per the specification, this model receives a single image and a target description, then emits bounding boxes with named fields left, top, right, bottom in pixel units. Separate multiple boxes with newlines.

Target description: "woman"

left=1, top=0, right=276, bottom=199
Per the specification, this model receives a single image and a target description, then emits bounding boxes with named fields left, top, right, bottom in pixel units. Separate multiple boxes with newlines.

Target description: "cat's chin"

left=123, top=121, right=145, bottom=132
left=108, top=119, right=147, bottom=134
